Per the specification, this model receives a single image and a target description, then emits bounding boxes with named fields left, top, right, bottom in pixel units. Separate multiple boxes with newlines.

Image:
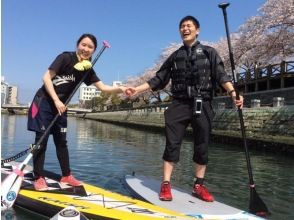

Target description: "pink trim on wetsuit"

left=31, top=102, right=39, bottom=118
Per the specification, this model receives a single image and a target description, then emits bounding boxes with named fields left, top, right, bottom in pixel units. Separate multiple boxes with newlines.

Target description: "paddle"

left=218, top=3, right=269, bottom=217
left=1, top=40, right=110, bottom=210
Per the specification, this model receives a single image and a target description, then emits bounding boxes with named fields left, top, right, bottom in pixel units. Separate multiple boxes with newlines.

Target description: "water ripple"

left=1, top=115, right=293, bottom=220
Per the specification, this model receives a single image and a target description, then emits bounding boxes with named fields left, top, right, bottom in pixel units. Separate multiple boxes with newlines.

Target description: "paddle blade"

left=249, top=187, right=270, bottom=217
left=1, top=172, right=23, bottom=210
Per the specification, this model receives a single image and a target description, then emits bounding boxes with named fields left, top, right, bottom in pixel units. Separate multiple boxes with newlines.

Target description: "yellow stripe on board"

left=19, top=183, right=197, bottom=220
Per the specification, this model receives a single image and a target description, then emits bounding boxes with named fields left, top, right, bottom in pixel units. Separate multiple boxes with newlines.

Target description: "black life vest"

left=171, top=43, right=213, bottom=100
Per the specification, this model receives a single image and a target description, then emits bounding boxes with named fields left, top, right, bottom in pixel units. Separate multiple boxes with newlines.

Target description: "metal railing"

left=237, top=61, right=294, bottom=83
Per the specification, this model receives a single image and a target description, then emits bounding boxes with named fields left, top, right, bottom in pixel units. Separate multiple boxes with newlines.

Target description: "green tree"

left=92, top=92, right=110, bottom=111
left=111, top=93, right=122, bottom=110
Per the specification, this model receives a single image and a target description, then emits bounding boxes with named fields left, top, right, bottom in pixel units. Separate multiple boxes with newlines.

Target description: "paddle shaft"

left=218, top=2, right=254, bottom=184
left=218, top=4, right=270, bottom=216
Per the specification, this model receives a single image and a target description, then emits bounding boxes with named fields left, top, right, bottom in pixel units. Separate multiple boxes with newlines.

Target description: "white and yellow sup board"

left=1, top=162, right=196, bottom=220
left=124, top=174, right=266, bottom=220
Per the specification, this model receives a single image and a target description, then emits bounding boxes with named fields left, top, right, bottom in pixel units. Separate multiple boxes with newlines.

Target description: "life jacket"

left=171, top=43, right=213, bottom=100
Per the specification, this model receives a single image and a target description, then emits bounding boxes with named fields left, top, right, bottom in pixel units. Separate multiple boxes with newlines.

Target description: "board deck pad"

left=124, top=174, right=265, bottom=220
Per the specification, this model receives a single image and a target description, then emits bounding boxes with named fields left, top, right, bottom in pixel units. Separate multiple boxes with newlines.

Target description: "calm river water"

left=1, top=114, right=293, bottom=220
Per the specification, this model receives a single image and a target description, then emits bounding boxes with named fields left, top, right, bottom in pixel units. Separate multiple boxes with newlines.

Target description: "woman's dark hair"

left=77, top=33, right=97, bottom=50
left=179, top=16, right=200, bottom=29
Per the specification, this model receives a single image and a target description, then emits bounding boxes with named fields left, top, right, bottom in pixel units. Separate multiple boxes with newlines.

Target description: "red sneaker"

left=192, top=184, right=214, bottom=202
left=159, top=181, right=173, bottom=201
left=60, top=174, right=82, bottom=187
left=34, top=177, right=48, bottom=191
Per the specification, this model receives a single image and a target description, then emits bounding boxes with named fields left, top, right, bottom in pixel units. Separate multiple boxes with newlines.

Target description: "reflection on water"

left=1, top=115, right=293, bottom=220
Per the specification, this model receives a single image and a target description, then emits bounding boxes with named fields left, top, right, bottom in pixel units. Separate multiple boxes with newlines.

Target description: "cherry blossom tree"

left=226, top=0, right=294, bottom=69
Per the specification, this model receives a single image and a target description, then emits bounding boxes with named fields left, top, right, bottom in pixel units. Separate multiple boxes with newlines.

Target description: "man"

left=129, top=16, right=243, bottom=202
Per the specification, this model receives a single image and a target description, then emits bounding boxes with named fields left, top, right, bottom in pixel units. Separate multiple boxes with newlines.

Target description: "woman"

left=28, top=33, right=127, bottom=191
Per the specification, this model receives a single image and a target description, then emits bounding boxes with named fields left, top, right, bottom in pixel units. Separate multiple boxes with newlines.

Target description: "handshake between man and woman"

left=120, top=82, right=151, bottom=98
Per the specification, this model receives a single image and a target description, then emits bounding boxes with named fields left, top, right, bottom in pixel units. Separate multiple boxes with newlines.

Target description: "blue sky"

left=2, top=0, right=265, bottom=104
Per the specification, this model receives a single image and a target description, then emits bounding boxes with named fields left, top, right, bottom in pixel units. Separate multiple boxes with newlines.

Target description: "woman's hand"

left=54, top=99, right=67, bottom=115
left=125, top=87, right=136, bottom=96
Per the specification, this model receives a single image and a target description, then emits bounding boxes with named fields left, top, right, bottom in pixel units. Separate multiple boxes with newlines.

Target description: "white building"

left=79, top=84, right=101, bottom=102
left=79, top=81, right=122, bottom=102
left=78, top=81, right=123, bottom=108
left=112, top=81, right=122, bottom=87
left=1, top=76, right=18, bottom=105
left=1, top=77, right=8, bottom=105
left=7, top=86, right=18, bottom=105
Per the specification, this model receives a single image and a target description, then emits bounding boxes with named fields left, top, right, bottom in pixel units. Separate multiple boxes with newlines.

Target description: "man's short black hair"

left=179, top=16, right=200, bottom=29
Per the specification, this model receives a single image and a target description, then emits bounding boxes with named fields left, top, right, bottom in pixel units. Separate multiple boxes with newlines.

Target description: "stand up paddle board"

left=1, top=162, right=196, bottom=220
left=124, top=174, right=265, bottom=220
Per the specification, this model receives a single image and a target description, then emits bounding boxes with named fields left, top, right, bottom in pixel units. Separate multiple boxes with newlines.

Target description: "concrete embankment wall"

left=78, top=105, right=294, bottom=154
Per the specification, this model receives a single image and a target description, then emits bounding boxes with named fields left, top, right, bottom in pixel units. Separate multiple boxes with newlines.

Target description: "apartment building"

left=1, top=76, right=18, bottom=105
left=79, top=84, right=101, bottom=101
